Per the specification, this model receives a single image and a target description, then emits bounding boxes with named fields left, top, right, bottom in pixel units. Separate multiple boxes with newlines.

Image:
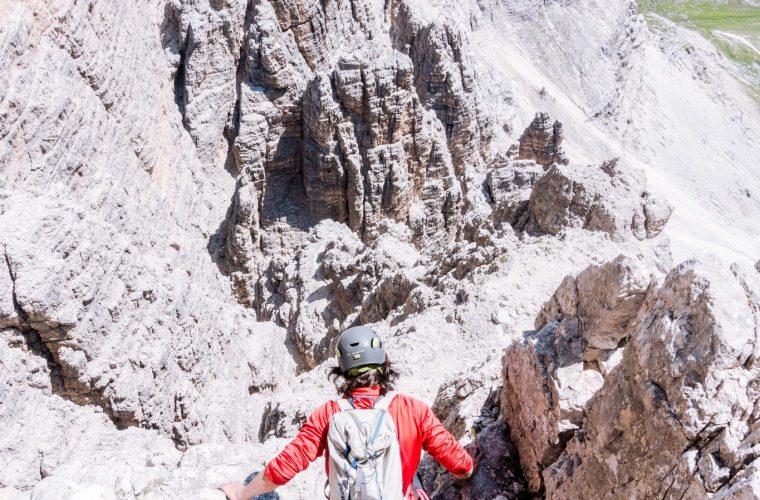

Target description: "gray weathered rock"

left=302, top=53, right=461, bottom=243
left=527, top=160, right=673, bottom=240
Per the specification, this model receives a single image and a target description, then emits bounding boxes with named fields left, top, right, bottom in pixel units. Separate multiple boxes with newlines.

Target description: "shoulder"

left=388, top=393, right=431, bottom=414
left=308, top=399, right=341, bottom=424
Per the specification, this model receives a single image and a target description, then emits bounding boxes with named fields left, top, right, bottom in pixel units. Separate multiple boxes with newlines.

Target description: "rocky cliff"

left=1, top=0, right=759, bottom=498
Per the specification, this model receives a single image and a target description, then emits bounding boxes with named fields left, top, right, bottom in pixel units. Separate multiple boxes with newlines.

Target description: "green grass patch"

left=639, top=1, right=760, bottom=98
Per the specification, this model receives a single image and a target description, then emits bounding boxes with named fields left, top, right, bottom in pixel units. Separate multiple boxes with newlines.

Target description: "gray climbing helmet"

left=336, top=326, right=386, bottom=375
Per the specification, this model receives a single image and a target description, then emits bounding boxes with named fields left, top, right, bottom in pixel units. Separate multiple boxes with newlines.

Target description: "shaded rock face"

left=420, top=421, right=527, bottom=500
left=390, top=4, right=492, bottom=175
left=500, top=256, right=760, bottom=497
left=501, top=256, right=654, bottom=492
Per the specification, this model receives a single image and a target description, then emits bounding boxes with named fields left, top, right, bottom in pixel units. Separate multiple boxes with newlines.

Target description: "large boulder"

left=527, top=160, right=673, bottom=241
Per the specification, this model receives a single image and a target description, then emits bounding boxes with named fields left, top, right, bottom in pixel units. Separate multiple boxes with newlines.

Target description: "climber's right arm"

left=417, top=401, right=478, bottom=479
left=219, top=472, right=278, bottom=500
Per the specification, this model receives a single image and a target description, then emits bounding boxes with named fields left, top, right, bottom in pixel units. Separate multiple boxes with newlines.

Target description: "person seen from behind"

left=220, top=325, right=483, bottom=499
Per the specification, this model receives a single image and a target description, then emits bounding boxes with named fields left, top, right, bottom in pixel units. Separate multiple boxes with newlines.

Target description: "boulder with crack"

left=543, top=258, right=760, bottom=498
left=501, top=256, right=654, bottom=493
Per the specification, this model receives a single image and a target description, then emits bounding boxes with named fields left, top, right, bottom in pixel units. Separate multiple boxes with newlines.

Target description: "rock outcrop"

left=431, top=363, right=502, bottom=440
left=543, top=259, right=760, bottom=498
left=501, top=256, right=760, bottom=497
left=219, top=0, right=492, bottom=281
left=501, top=256, right=654, bottom=492
left=516, top=112, right=569, bottom=167
left=526, top=159, right=673, bottom=241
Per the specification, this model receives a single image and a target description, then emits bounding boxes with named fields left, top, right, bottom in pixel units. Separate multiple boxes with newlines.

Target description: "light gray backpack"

left=327, top=392, right=404, bottom=500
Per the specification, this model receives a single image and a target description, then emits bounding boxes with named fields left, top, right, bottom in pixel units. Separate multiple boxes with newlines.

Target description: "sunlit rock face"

left=3, top=0, right=760, bottom=497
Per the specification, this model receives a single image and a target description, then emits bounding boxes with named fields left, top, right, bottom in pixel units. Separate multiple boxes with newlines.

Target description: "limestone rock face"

left=302, top=54, right=461, bottom=243
left=486, top=159, right=545, bottom=229
left=0, top=0, right=268, bottom=450
left=390, top=3, right=492, bottom=175
left=501, top=256, right=654, bottom=492
left=527, top=160, right=673, bottom=241
left=541, top=259, right=760, bottom=498
left=162, top=0, right=249, bottom=165
left=516, top=113, right=568, bottom=167
left=219, top=0, right=490, bottom=261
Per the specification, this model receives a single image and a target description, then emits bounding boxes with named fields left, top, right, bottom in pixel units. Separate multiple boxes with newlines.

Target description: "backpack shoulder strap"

left=335, top=398, right=353, bottom=412
left=373, top=391, right=397, bottom=411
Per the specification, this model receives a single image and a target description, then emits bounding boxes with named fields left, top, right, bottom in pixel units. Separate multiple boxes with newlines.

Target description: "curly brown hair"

left=329, top=359, right=399, bottom=396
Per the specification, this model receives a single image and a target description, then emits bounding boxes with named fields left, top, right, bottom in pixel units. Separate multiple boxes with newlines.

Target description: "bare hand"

left=465, top=441, right=484, bottom=476
left=219, top=481, right=245, bottom=500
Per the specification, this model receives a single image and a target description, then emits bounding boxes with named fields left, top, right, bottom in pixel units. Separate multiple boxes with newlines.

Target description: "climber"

left=219, top=325, right=483, bottom=500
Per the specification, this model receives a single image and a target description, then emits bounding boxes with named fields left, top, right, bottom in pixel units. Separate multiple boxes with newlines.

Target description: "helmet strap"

left=346, top=365, right=382, bottom=377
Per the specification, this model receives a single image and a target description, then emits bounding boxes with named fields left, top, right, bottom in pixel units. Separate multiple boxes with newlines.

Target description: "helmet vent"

left=350, top=342, right=360, bottom=347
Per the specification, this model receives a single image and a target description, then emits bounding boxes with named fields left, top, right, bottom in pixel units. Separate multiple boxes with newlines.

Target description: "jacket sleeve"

left=418, top=402, right=473, bottom=477
left=263, top=401, right=334, bottom=485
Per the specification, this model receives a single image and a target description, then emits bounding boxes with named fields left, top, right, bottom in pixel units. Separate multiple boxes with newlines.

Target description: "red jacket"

left=263, top=386, right=473, bottom=495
